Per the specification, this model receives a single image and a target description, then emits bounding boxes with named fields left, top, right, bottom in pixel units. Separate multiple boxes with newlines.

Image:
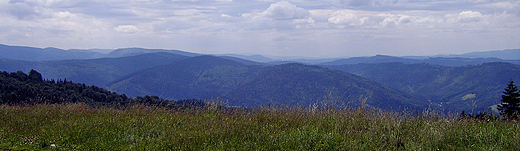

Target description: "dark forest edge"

left=0, top=69, right=208, bottom=110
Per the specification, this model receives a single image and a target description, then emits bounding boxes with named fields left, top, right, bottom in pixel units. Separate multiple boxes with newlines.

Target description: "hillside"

left=225, top=63, right=428, bottom=109
left=326, top=62, right=520, bottom=111
left=107, top=56, right=429, bottom=110
left=107, top=55, right=262, bottom=100
left=0, top=70, right=206, bottom=108
left=0, top=52, right=189, bottom=86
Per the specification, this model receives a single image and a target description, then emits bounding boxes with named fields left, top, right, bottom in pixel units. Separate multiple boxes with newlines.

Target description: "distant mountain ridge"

left=1, top=44, right=517, bottom=65
left=0, top=52, right=189, bottom=86
left=104, top=47, right=199, bottom=58
left=0, top=44, right=199, bottom=61
left=0, top=44, right=103, bottom=61
left=436, top=49, right=520, bottom=60
left=320, top=54, right=520, bottom=66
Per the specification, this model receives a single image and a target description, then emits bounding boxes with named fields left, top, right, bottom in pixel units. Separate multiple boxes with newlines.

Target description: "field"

left=1, top=103, right=519, bottom=150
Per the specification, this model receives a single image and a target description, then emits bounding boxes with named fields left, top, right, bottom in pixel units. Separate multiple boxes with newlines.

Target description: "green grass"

left=1, top=103, right=519, bottom=150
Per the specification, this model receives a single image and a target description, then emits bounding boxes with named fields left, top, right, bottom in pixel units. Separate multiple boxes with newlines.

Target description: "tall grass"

left=1, top=103, right=519, bottom=150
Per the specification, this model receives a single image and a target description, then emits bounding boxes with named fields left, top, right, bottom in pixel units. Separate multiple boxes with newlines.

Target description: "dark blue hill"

left=0, top=52, right=189, bottom=87
left=107, top=56, right=430, bottom=110
left=326, top=62, right=520, bottom=112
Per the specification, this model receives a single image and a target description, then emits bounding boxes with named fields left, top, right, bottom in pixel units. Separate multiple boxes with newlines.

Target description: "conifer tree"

left=28, top=69, right=43, bottom=82
left=497, top=80, right=520, bottom=119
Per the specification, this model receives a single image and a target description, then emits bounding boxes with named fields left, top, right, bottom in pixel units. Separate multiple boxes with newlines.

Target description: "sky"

left=0, top=0, right=519, bottom=57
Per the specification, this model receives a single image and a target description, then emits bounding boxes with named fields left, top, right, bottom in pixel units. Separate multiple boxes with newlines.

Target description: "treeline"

left=0, top=70, right=206, bottom=109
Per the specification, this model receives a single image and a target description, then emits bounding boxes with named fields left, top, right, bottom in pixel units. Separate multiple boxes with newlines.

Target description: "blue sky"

left=1, top=0, right=519, bottom=57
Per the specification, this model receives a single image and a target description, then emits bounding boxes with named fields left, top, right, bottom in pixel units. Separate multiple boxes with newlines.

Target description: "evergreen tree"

left=28, top=69, right=43, bottom=82
left=497, top=80, right=520, bottom=119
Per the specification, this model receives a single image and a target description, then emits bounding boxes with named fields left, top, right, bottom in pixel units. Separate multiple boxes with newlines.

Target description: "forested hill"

left=0, top=70, right=205, bottom=108
left=225, top=63, right=428, bottom=109
left=107, top=56, right=431, bottom=110
left=326, top=62, right=520, bottom=111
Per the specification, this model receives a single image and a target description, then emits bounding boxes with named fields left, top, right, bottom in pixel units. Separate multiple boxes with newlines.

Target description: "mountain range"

left=434, top=49, right=520, bottom=60
left=0, top=44, right=198, bottom=61
left=1, top=44, right=518, bottom=66
left=320, top=54, right=520, bottom=66
left=1, top=44, right=519, bottom=112
left=0, top=52, right=189, bottom=86
left=106, top=56, right=428, bottom=109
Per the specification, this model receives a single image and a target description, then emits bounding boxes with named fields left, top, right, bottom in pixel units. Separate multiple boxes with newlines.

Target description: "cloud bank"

left=0, top=0, right=519, bottom=57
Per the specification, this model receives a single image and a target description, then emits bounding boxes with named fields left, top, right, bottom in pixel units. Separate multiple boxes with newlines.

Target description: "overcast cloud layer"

left=1, top=0, right=519, bottom=57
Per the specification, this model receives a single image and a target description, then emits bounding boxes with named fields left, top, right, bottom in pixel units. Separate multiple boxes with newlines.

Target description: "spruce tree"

left=497, top=80, right=520, bottom=119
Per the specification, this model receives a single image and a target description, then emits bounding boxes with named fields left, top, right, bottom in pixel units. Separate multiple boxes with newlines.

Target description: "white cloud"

left=380, top=15, right=397, bottom=27
left=55, top=11, right=76, bottom=19
left=220, top=14, right=232, bottom=18
left=245, top=1, right=315, bottom=30
left=457, top=11, right=484, bottom=23
left=328, top=11, right=419, bottom=28
left=326, top=9, right=499, bottom=30
left=114, top=25, right=139, bottom=33
left=398, top=15, right=411, bottom=24
left=293, top=18, right=315, bottom=28
left=328, top=12, right=362, bottom=27
left=43, top=11, right=108, bottom=36
left=263, top=1, right=310, bottom=20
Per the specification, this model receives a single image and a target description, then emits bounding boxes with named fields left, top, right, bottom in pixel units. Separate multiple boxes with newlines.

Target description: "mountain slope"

left=0, top=70, right=206, bottom=109
left=225, top=63, right=428, bottom=109
left=107, top=56, right=429, bottom=110
left=0, top=52, right=189, bottom=87
left=326, top=62, right=520, bottom=111
left=107, top=55, right=261, bottom=100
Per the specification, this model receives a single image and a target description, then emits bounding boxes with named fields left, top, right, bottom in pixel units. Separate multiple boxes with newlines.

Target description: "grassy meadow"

left=1, top=103, right=519, bottom=150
